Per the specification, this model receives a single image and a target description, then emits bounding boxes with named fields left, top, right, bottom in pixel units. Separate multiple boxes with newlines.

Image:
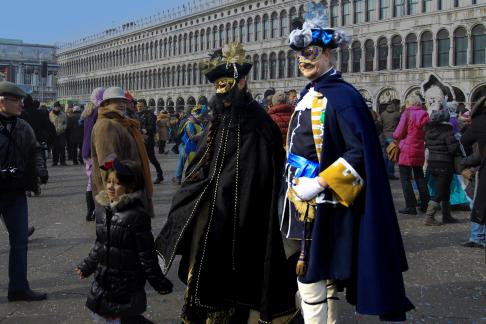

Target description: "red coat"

left=393, top=106, right=429, bottom=167
left=268, top=104, right=293, bottom=145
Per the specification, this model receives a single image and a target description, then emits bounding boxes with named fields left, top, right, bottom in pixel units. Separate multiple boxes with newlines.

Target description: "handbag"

left=386, top=111, right=410, bottom=162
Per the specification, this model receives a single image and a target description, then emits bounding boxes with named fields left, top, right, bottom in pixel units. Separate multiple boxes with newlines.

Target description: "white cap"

left=100, top=87, right=127, bottom=105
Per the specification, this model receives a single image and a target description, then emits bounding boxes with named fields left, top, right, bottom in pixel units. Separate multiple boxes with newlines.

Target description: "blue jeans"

left=175, top=144, right=186, bottom=180
left=383, top=138, right=396, bottom=177
left=469, top=222, right=485, bottom=246
left=0, top=190, right=29, bottom=292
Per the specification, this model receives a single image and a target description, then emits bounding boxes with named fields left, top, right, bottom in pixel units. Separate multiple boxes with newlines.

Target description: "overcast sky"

left=0, top=0, right=195, bottom=45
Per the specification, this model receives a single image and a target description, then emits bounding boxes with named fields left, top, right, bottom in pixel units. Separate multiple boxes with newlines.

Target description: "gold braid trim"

left=287, top=187, right=317, bottom=222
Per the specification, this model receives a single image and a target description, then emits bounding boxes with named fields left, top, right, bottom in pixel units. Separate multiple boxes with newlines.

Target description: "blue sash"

left=287, top=152, right=320, bottom=179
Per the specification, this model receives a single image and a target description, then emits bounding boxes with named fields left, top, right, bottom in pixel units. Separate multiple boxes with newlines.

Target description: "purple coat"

left=393, top=106, right=429, bottom=167
left=81, top=108, right=98, bottom=159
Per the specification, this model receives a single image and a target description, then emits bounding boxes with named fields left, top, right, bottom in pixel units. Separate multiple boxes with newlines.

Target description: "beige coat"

left=156, top=113, right=170, bottom=142
left=91, top=106, right=154, bottom=216
left=49, top=111, right=67, bottom=135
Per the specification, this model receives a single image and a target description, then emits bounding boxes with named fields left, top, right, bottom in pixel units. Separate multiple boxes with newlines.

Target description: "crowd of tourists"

left=1, top=1, right=485, bottom=324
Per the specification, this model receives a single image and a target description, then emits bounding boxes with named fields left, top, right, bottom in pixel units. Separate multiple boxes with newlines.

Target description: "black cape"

left=155, top=99, right=297, bottom=322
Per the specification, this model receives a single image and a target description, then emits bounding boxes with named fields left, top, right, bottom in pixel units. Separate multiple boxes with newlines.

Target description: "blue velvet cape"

left=299, top=71, right=414, bottom=320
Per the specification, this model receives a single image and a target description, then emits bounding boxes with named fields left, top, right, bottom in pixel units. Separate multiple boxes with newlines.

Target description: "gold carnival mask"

left=297, top=46, right=324, bottom=64
left=214, top=77, right=237, bottom=94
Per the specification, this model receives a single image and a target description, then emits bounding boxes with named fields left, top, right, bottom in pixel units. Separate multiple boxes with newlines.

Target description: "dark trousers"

left=0, top=190, right=29, bottom=292
left=69, top=142, right=82, bottom=164
left=399, top=165, right=430, bottom=209
left=146, top=140, right=163, bottom=178
left=428, top=167, right=453, bottom=203
left=52, top=134, right=66, bottom=164
left=158, top=140, right=166, bottom=154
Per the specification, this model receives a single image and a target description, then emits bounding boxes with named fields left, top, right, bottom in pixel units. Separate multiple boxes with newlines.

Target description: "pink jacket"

left=393, top=106, right=429, bottom=167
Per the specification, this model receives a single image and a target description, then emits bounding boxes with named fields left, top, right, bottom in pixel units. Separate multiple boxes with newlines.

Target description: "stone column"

left=374, top=42, right=379, bottom=70
left=449, top=35, right=454, bottom=66
left=466, top=32, right=472, bottom=64
left=402, top=40, right=407, bottom=69
left=361, top=43, right=365, bottom=72
left=387, top=39, right=392, bottom=70
left=432, top=34, right=437, bottom=67
left=417, top=38, right=422, bottom=68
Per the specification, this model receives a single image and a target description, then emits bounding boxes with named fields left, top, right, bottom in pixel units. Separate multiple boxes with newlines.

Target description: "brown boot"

left=424, top=201, right=441, bottom=226
left=441, top=201, right=459, bottom=224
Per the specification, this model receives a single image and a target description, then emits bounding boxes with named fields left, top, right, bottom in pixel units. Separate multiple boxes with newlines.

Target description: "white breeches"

left=297, top=279, right=339, bottom=324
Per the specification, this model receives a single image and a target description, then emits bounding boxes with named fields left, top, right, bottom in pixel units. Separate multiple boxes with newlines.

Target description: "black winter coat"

left=66, top=111, right=84, bottom=144
left=461, top=110, right=486, bottom=224
left=425, top=122, right=458, bottom=168
left=136, top=109, right=157, bottom=143
left=78, top=191, right=172, bottom=317
left=0, top=116, right=46, bottom=192
left=21, top=106, right=56, bottom=144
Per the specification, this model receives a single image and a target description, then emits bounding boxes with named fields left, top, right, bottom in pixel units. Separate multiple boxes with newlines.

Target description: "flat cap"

left=0, top=81, right=26, bottom=98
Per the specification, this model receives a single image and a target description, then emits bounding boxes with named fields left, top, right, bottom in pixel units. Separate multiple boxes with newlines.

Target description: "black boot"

left=441, top=201, right=459, bottom=224
left=86, top=191, right=95, bottom=221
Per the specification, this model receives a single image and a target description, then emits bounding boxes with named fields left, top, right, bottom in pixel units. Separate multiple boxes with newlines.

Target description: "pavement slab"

left=1, top=153, right=485, bottom=323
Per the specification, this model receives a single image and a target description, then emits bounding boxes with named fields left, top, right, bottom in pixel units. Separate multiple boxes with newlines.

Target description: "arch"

left=261, top=53, right=268, bottom=80
left=405, top=33, right=417, bottom=69
left=391, top=35, right=402, bottom=70
left=280, top=10, right=289, bottom=37
left=166, top=97, right=175, bottom=112
left=377, top=37, right=388, bottom=70
left=471, top=83, right=486, bottom=106
left=239, top=19, right=246, bottom=43
left=278, top=51, right=286, bottom=78
left=148, top=98, right=156, bottom=107
left=364, top=39, right=374, bottom=71
left=403, top=86, right=421, bottom=105
left=176, top=97, right=185, bottom=111
left=436, top=29, right=450, bottom=67
left=157, top=98, right=165, bottom=110
left=247, top=17, right=254, bottom=43
left=270, top=52, right=277, bottom=79
left=187, top=96, right=196, bottom=109
left=287, top=50, right=296, bottom=78
left=472, top=24, right=486, bottom=64
left=253, top=54, right=260, bottom=80
left=262, top=14, right=270, bottom=40
left=359, top=89, right=372, bottom=103
left=254, top=16, right=261, bottom=42
left=271, top=12, right=279, bottom=39
left=420, top=31, right=433, bottom=68
left=377, top=87, right=399, bottom=113
left=453, top=27, right=467, bottom=66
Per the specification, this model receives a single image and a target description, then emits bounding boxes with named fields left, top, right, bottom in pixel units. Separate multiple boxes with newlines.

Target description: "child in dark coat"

left=76, top=156, right=172, bottom=323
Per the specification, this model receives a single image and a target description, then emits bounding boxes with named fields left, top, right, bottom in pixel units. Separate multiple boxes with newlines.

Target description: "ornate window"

left=253, top=54, right=260, bottom=80
left=366, top=0, right=375, bottom=21
left=280, top=11, right=288, bottom=37
left=255, top=16, right=261, bottom=42
left=187, top=66, right=192, bottom=86
left=270, top=53, right=277, bottom=79
left=271, top=13, right=278, bottom=38
left=194, top=32, right=199, bottom=52
left=408, top=0, right=419, bottom=14
left=247, top=18, right=253, bottom=43
left=263, top=15, right=270, bottom=40
left=352, top=41, right=361, bottom=72
left=472, top=24, right=486, bottom=64
left=341, top=47, right=350, bottom=73
left=405, top=34, right=417, bottom=68
left=289, top=8, right=297, bottom=31
left=261, top=53, right=268, bottom=80
left=379, top=0, right=389, bottom=19
left=365, top=39, right=374, bottom=71
left=239, top=20, right=246, bottom=43
left=287, top=51, right=296, bottom=77
left=219, top=25, right=224, bottom=47
left=378, top=37, right=388, bottom=70
left=331, top=1, right=339, bottom=27
left=213, top=27, right=218, bottom=48
left=391, top=35, right=403, bottom=69
left=393, top=0, right=405, bottom=17
left=232, top=22, right=238, bottom=42
left=342, top=0, right=351, bottom=25
left=354, top=0, right=363, bottom=24
left=421, top=31, right=433, bottom=67
left=423, top=0, right=432, bottom=12
left=454, top=27, right=467, bottom=66
left=278, top=51, right=286, bottom=78
left=437, top=29, right=450, bottom=67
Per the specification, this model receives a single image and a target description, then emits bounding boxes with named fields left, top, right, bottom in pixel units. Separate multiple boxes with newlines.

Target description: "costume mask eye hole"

left=297, top=46, right=323, bottom=64
left=214, top=77, right=236, bottom=94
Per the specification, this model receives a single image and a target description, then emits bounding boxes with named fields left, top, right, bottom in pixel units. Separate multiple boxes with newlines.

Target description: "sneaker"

left=461, top=241, right=485, bottom=248
left=398, top=207, right=417, bottom=215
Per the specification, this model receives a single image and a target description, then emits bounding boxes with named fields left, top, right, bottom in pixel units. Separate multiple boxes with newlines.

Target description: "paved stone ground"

left=1, top=153, right=485, bottom=323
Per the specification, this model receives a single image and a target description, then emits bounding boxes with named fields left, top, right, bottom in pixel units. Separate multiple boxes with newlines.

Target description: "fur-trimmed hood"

left=95, top=190, right=145, bottom=211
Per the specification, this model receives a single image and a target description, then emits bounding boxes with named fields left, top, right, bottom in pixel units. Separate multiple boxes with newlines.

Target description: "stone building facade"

left=57, top=0, right=486, bottom=111
left=1, top=39, right=59, bottom=102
